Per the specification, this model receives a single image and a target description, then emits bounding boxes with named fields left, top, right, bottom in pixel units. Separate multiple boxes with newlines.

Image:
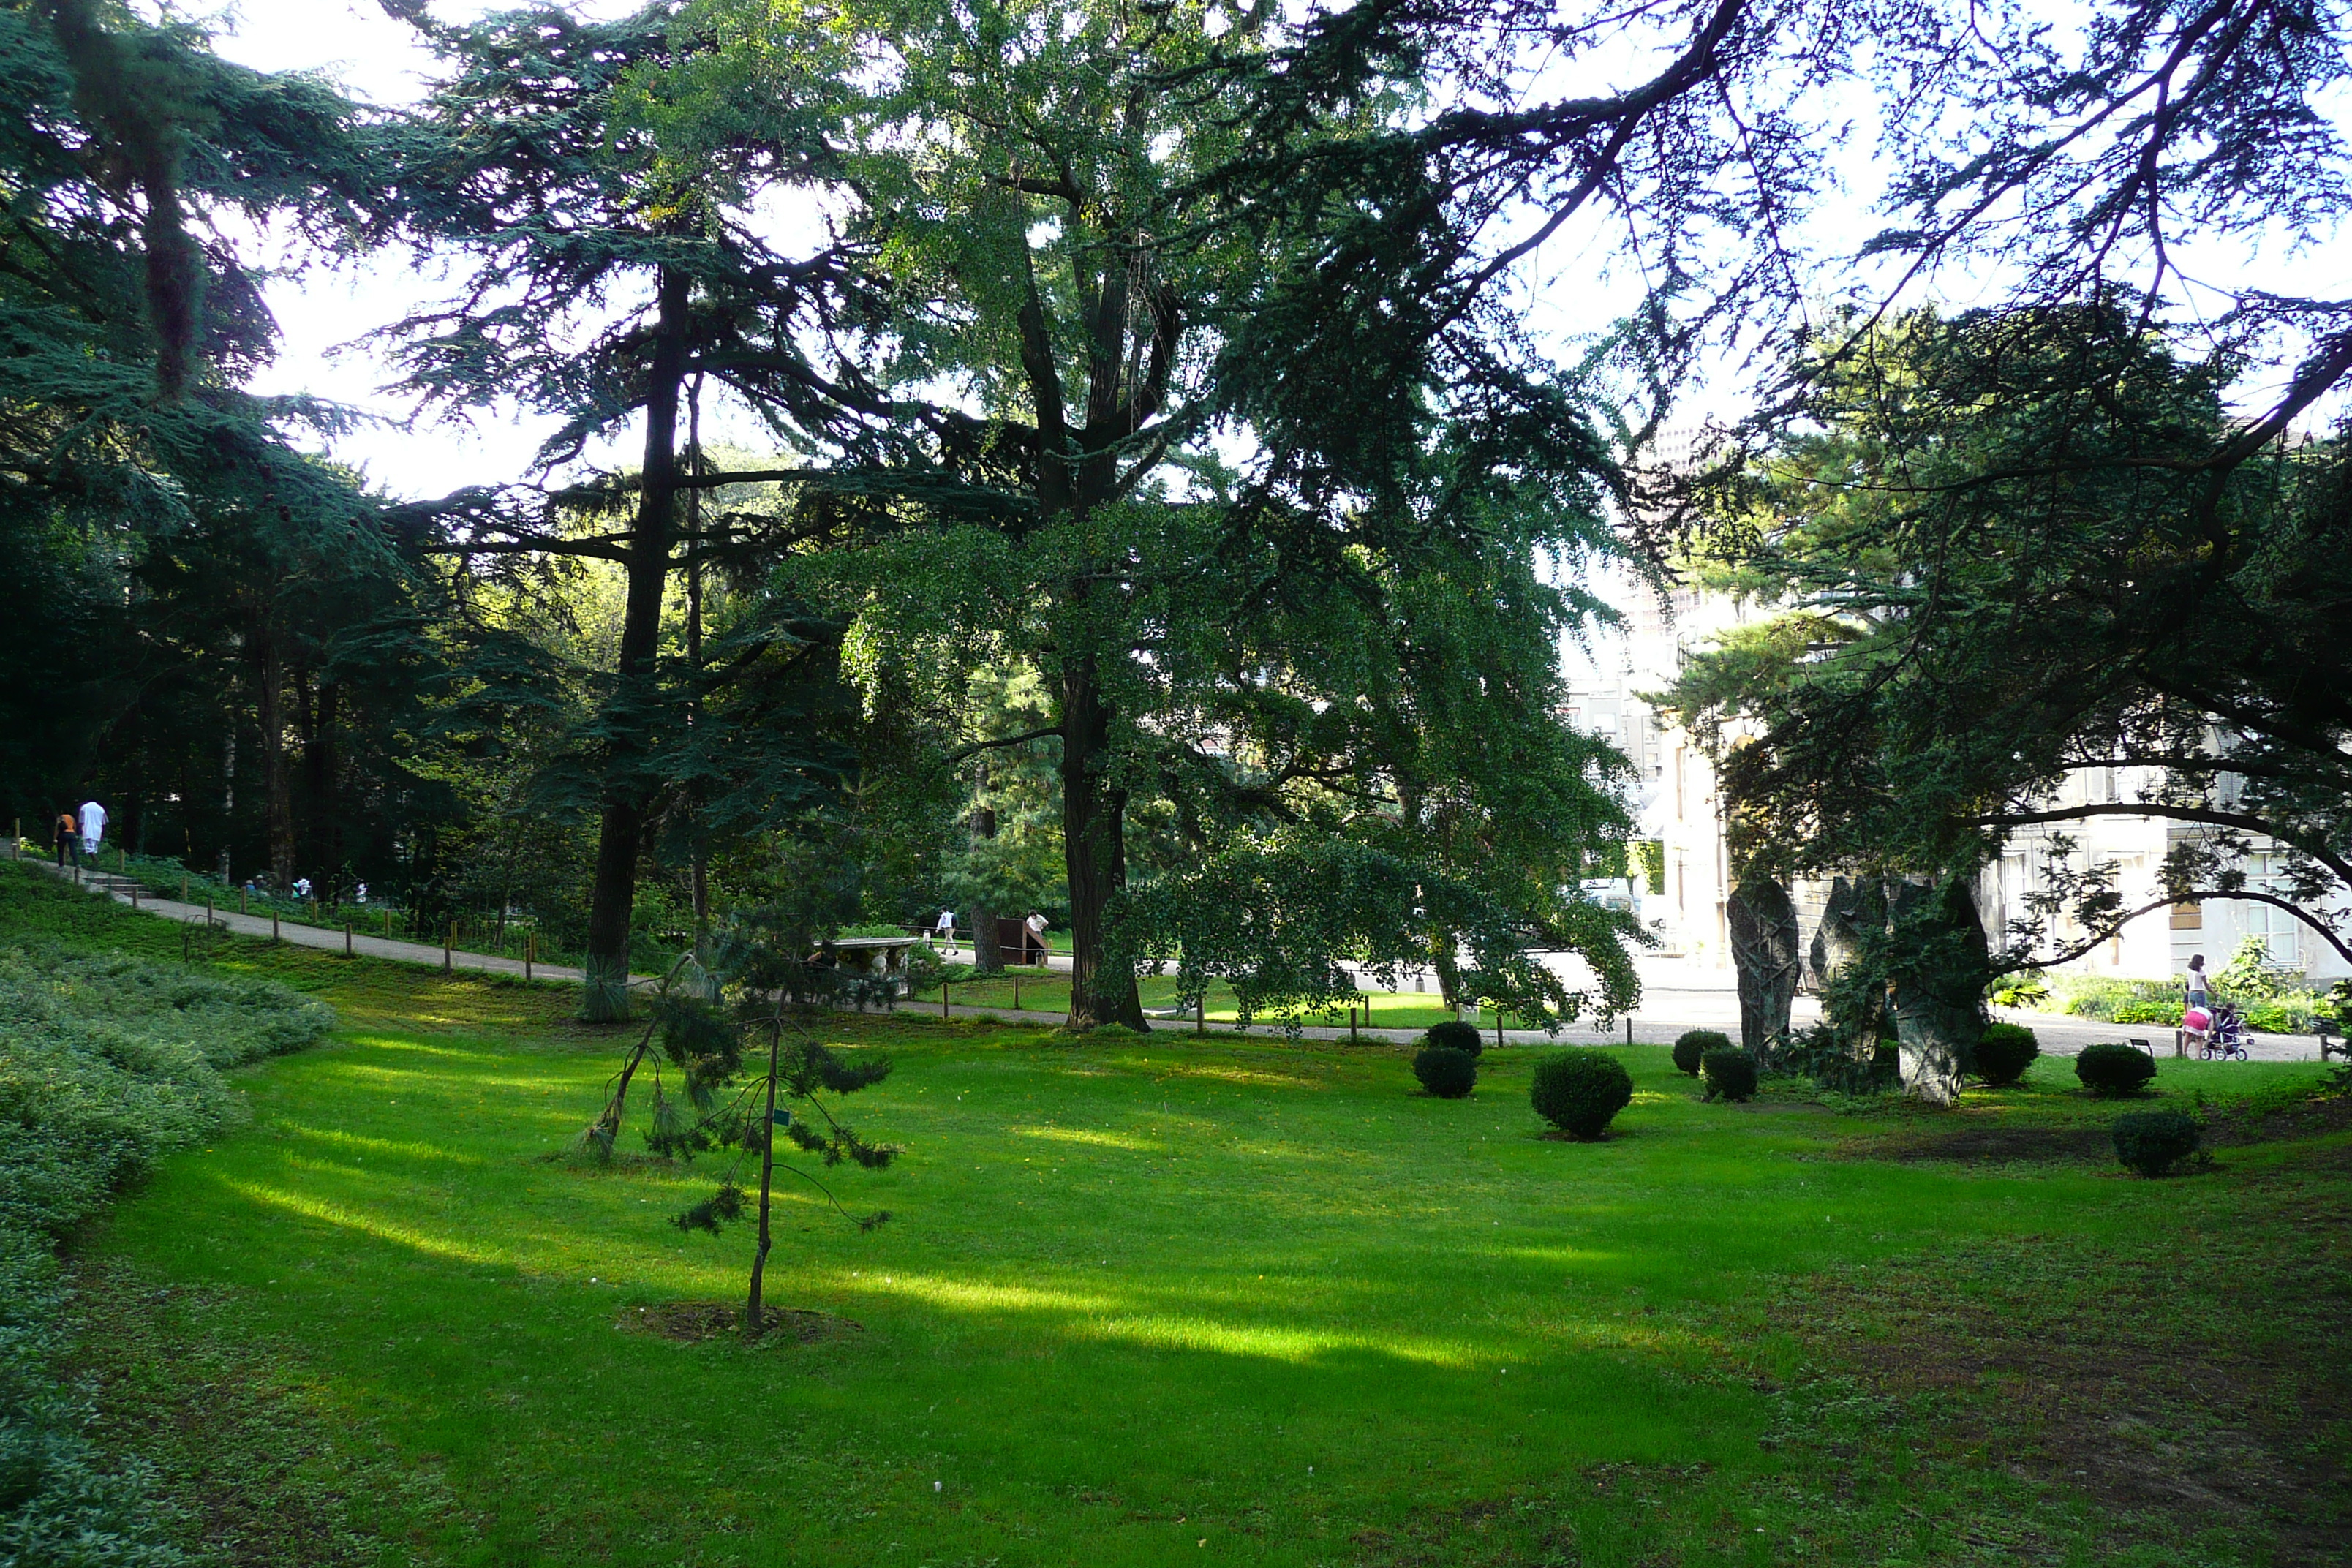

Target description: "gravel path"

left=21, top=856, right=2338, bottom=1060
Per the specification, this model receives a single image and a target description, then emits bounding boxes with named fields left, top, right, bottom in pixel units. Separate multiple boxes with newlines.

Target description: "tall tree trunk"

left=306, top=679, right=340, bottom=885
left=217, top=706, right=234, bottom=883
left=1060, top=654, right=1144, bottom=1030
left=971, top=764, right=1000, bottom=973
left=581, top=267, right=691, bottom=1020
left=257, top=641, right=293, bottom=894
left=685, top=375, right=709, bottom=934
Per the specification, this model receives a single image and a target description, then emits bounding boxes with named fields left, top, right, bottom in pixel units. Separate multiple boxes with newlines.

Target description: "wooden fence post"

left=524, top=931, right=535, bottom=980
left=385, top=910, right=393, bottom=941
left=271, top=909, right=280, bottom=942
left=444, top=921, right=454, bottom=973
left=1350, top=1001, right=1359, bottom=1044
left=1012, top=972, right=1021, bottom=1011
left=344, top=922, right=353, bottom=958
left=1625, top=1015, right=1633, bottom=1047
left=1196, top=997, right=1205, bottom=1034
left=1495, top=1011, right=1504, bottom=1052
left=942, top=979, right=951, bottom=1020
left=240, top=888, right=248, bottom=915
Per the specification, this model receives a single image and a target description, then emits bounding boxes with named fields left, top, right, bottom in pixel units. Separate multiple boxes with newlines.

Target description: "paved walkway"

left=20, top=857, right=2335, bottom=1059
left=23, top=856, right=590, bottom=984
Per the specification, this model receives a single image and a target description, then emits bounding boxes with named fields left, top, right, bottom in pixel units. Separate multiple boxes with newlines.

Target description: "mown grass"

left=10, top=861, right=2346, bottom=1566
left=933, top=970, right=1581, bottom=1033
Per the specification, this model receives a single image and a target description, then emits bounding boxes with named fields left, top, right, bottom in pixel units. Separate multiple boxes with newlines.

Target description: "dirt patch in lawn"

left=1781, top=1166, right=2352, bottom=1564
left=619, top=1300, right=860, bottom=1345
left=1834, top=1120, right=2116, bottom=1164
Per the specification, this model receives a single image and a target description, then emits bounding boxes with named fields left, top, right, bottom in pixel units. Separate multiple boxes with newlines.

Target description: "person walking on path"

left=53, top=807, right=78, bottom=868
left=78, top=797, right=106, bottom=860
left=2185, top=954, right=2210, bottom=1011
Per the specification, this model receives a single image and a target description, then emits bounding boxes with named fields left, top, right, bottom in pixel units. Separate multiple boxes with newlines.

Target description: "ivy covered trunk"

left=1727, top=876, right=1801, bottom=1065
left=581, top=266, right=690, bottom=1020
left=1887, top=878, right=1992, bottom=1105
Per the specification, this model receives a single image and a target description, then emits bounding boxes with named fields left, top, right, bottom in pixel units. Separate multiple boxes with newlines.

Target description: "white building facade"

left=1565, top=587, right=2350, bottom=985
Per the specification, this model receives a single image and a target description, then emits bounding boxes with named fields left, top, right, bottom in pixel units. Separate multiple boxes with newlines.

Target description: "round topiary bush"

left=2074, top=1041, right=2157, bottom=1097
left=1529, top=1049, right=1635, bottom=1140
left=2112, top=1109, right=2204, bottom=1176
left=1422, top=1019, right=1485, bottom=1056
left=1672, top=1028, right=1732, bottom=1077
left=1974, top=1022, right=2040, bottom=1086
left=1700, top=1047, right=1758, bottom=1103
left=1412, top=1045, right=1478, bottom=1098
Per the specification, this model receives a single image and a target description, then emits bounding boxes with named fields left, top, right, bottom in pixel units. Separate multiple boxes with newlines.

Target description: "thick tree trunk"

left=1887, top=878, right=1991, bottom=1106
left=1060, top=655, right=1144, bottom=1030
left=1727, top=876, right=1802, bottom=1065
left=581, top=267, right=691, bottom=1020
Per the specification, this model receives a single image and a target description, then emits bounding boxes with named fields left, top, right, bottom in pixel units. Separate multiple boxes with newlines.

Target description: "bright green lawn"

left=86, top=1022, right=2334, bottom=1558
left=11, top=864, right=2342, bottom=1564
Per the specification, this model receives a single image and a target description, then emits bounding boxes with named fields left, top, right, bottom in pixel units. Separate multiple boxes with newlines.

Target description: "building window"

left=2247, top=854, right=2301, bottom=967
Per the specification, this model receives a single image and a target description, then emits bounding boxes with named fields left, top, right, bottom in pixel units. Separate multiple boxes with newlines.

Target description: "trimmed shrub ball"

left=1672, top=1028, right=1733, bottom=1077
left=2113, top=1109, right=2204, bottom=1176
left=1422, top=1019, right=1485, bottom=1056
left=1700, top=1047, right=1759, bottom=1103
left=1412, top=1045, right=1478, bottom=1098
left=2074, top=1041, right=2157, bottom=1097
left=1530, top=1049, right=1635, bottom=1140
left=1974, top=1022, right=2040, bottom=1086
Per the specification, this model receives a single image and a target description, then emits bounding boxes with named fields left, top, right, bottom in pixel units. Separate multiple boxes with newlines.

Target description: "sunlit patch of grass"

left=21, top=864, right=2335, bottom=1567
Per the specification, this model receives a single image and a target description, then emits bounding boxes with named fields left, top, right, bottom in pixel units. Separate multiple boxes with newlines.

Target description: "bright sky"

left=192, top=0, right=2351, bottom=508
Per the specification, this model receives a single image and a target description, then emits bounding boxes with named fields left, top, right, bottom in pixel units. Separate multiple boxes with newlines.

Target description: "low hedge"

left=1700, top=1047, right=1759, bottom=1103
left=1412, top=1045, right=1478, bottom=1098
left=2074, top=1041, right=2157, bottom=1096
left=1529, top=1050, right=1635, bottom=1140
left=0, top=933, right=335, bottom=1566
left=1973, top=1022, right=2040, bottom=1086
left=2113, top=1109, right=2204, bottom=1176
left=1672, top=1028, right=1731, bottom=1077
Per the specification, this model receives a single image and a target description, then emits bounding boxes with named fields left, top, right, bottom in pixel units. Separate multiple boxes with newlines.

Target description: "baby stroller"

left=2198, top=1003, right=2251, bottom=1061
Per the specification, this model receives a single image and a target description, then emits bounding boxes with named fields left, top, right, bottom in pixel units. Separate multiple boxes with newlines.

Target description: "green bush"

left=1973, top=1022, right=2040, bottom=1086
left=1411, top=1046, right=1478, bottom=1098
left=1672, top=1028, right=1731, bottom=1077
left=2112, top=1109, right=2204, bottom=1176
left=1422, top=1019, right=1485, bottom=1056
left=0, top=937, right=334, bottom=1567
left=1529, top=1050, right=1634, bottom=1139
left=2074, top=1041, right=2157, bottom=1096
left=1700, top=1047, right=1758, bottom=1102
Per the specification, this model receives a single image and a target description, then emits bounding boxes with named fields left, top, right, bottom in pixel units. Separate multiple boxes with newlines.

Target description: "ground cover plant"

left=12, top=876, right=2350, bottom=1566
left=0, top=867, right=336, bottom=1564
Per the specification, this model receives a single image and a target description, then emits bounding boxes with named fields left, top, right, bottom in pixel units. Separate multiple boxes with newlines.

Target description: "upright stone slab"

left=1728, top=877, right=1801, bottom=1063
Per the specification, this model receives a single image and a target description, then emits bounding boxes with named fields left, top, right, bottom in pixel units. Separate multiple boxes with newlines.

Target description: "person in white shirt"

left=293, top=876, right=313, bottom=902
left=78, top=799, right=106, bottom=859
left=935, top=908, right=954, bottom=938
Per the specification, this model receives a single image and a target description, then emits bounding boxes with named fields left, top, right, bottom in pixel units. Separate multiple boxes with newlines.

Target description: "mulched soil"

left=1787, top=1158, right=2352, bottom=1564
left=617, top=1300, right=859, bottom=1344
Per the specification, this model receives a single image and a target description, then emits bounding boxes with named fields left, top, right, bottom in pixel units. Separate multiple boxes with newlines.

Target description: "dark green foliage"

left=1974, top=1023, right=2040, bottom=1087
left=1411, top=1047, right=1477, bottom=1099
left=1673, top=1029, right=1731, bottom=1077
left=1700, top=1048, right=1758, bottom=1104
left=2075, top=1043, right=2157, bottom=1097
left=2112, top=1110, right=2204, bottom=1177
left=1781, top=1022, right=1893, bottom=1095
left=1529, top=1050, right=1634, bottom=1140
left=1422, top=1019, right=1485, bottom=1056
